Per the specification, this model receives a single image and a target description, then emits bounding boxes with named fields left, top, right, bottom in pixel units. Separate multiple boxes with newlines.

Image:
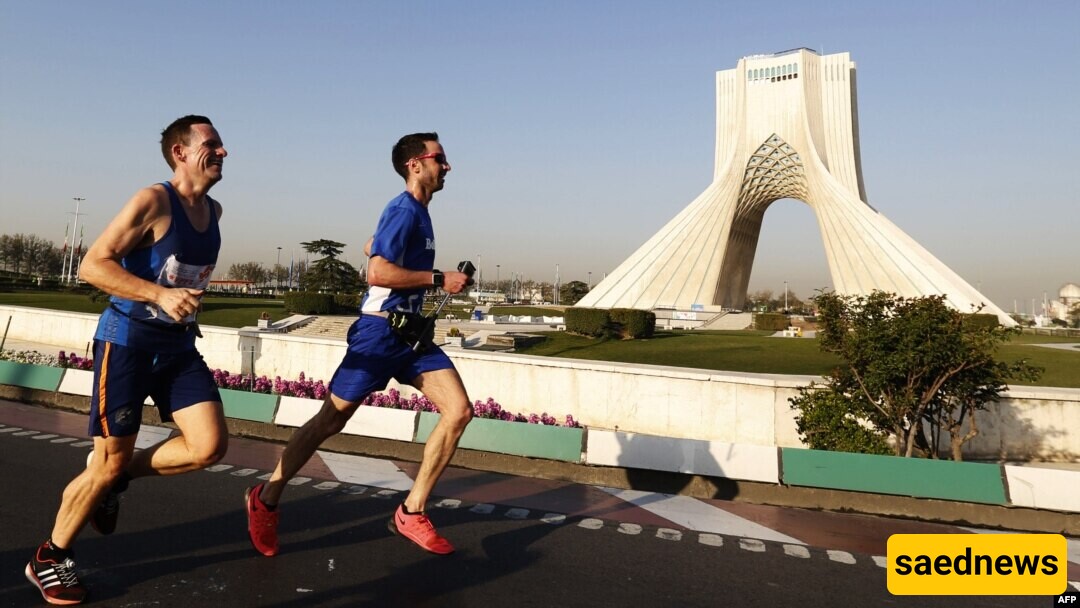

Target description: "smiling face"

left=177, top=123, right=227, bottom=184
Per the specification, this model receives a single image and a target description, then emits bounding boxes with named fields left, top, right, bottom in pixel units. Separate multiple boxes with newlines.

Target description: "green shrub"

left=565, top=307, right=610, bottom=337
left=285, top=292, right=334, bottom=314
left=963, top=313, right=1000, bottom=329
left=609, top=308, right=656, bottom=339
left=790, top=384, right=892, bottom=455
left=754, top=313, right=789, bottom=331
left=333, top=293, right=362, bottom=313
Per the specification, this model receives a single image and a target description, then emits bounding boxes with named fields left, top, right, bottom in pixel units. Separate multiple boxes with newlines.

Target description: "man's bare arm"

left=367, top=256, right=469, bottom=295
left=80, top=186, right=203, bottom=321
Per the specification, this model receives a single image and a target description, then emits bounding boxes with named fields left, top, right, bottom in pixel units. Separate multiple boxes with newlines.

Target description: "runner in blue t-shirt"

left=245, top=132, right=473, bottom=557
left=26, top=116, right=230, bottom=606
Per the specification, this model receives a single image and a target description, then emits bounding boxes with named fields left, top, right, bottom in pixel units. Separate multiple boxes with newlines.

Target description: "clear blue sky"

left=2, top=1, right=1077, bottom=311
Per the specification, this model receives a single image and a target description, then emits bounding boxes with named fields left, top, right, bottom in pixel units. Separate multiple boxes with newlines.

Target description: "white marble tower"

left=578, top=49, right=1013, bottom=326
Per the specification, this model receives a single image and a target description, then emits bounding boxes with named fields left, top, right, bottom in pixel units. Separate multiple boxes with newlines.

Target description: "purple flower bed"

left=58, top=351, right=94, bottom=370
left=54, top=351, right=579, bottom=428
left=362, top=388, right=579, bottom=428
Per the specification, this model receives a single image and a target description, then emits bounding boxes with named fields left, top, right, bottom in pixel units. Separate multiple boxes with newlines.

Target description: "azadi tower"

left=577, top=48, right=1013, bottom=326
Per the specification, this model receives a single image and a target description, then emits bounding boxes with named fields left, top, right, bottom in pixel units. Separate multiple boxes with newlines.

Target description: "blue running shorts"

left=328, top=315, right=455, bottom=403
left=88, top=340, right=221, bottom=438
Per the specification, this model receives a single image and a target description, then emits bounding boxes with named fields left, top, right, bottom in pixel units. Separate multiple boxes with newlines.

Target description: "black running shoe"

left=25, top=545, right=87, bottom=605
left=85, top=450, right=120, bottom=535
left=90, top=490, right=119, bottom=535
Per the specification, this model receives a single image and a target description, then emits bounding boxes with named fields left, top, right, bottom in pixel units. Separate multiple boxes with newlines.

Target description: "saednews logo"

left=887, top=534, right=1067, bottom=596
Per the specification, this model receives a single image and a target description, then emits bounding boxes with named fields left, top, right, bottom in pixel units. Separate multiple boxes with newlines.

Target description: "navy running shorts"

left=88, top=340, right=221, bottom=438
left=328, top=314, right=455, bottom=403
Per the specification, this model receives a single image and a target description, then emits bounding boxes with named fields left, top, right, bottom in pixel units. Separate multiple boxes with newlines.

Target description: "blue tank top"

left=94, top=182, right=221, bottom=351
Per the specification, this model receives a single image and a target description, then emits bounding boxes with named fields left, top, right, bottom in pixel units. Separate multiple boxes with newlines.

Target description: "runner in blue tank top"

left=245, top=133, right=474, bottom=557
left=26, top=115, right=229, bottom=606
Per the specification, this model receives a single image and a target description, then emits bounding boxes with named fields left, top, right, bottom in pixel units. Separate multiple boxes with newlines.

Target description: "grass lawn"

left=516, top=329, right=1080, bottom=388
left=517, top=330, right=842, bottom=376
left=4, top=290, right=1078, bottom=388
left=0, top=291, right=289, bottom=329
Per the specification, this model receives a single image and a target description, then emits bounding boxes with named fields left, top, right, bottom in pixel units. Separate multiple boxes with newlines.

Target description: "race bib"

left=145, top=255, right=215, bottom=323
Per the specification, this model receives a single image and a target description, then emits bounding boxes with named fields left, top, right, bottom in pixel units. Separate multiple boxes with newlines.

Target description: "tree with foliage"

left=560, top=280, right=590, bottom=306
left=790, top=291, right=1041, bottom=460
left=228, top=261, right=270, bottom=285
left=1070, top=302, right=1080, bottom=329
left=0, top=233, right=64, bottom=276
left=300, top=239, right=361, bottom=293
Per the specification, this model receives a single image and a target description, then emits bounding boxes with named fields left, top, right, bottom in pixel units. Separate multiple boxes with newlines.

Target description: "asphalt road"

left=0, top=409, right=1057, bottom=608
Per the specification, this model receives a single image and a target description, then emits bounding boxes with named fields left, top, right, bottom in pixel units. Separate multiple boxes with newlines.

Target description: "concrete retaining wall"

left=2, top=304, right=1078, bottom=461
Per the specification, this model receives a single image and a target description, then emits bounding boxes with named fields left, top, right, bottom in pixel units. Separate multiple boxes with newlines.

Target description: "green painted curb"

left=0, top=361, right=64, bottom=392
left=416, top=412, right=584, bottom=462
left=781, top=448, right=1007, bottom=505
left=220, top=389, right=278, bottom=423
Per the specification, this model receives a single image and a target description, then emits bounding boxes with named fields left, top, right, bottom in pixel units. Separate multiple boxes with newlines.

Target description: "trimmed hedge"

left=565, top=307, right=609, bottom=337
left=610, top=308, right=656, bottom=339
left=566, top=307, right=656, bottom=339
left=284, top=292, right=335, bottom=314
left=754, top=313, right=789, bottom=331
left=333, top=293, right=362, bottom=312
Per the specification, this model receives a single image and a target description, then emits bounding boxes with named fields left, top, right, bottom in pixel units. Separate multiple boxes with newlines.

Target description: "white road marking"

left=435, top=499, right=461, bottom=509
left=740, top=538, right=766, bottom=552
left=827, top=550, right=856, bottom=564
left=598, top=487, right=804, bottom=544
left=470, top=503, right=494, bottom=514
left=783, top=544, right=810, bottom=558
left=314, top=481, right=341, bottom=490
left=698, top=534, right=723, bottom=547
left=541, top=513, right=566, bottom=525
left=230, top=468, right=259, bottom=477
left=505, top=508, right=529, bottom=520
left=872, top=556, right=888, bottom=568
left=578, top=518, right=604, bottom=530
left=618, top=523, right=642, bottom=535
left=317, top=450, right=415, bottom=491
left=135, top=425, right=172, bottom=450
left=657, top=528, right=682, bottom=541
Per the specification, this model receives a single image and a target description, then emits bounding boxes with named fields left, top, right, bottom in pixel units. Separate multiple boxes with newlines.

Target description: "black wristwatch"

left=432, top=270, right=444, bottom=288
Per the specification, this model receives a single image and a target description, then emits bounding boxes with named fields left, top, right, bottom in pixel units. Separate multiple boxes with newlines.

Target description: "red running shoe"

left=25, top=544, right=87, bottom=605
left=245, top=483, right=279, bottom=556
left=387, top=504, right=455, bottom=555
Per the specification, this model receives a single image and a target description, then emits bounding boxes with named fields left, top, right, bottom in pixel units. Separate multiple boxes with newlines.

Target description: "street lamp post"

left=67, top=197, right=85, bottom=284
left=496, top=264, right=500, bottom=301
left=276, top=247, right=282, bottom=292
left=588, top=271, right=592, bottom=289
left=784, top=281, right=788, bottom=312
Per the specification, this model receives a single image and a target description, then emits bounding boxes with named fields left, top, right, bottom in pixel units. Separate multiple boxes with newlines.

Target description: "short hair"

left=160, top=115, right=214, bottom=169
left=392, top=132, right=439, bottom=180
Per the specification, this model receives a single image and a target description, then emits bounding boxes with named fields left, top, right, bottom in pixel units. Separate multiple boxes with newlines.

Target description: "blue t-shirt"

left=94, top=182, right=220, bottom=352
left=361, top=191, right=435, bottom=314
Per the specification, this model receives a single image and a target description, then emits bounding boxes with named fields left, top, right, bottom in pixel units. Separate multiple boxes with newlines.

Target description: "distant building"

left=208, top=279, right=255, bottom=294
left=1049, top=283, right=1080, bottom=321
